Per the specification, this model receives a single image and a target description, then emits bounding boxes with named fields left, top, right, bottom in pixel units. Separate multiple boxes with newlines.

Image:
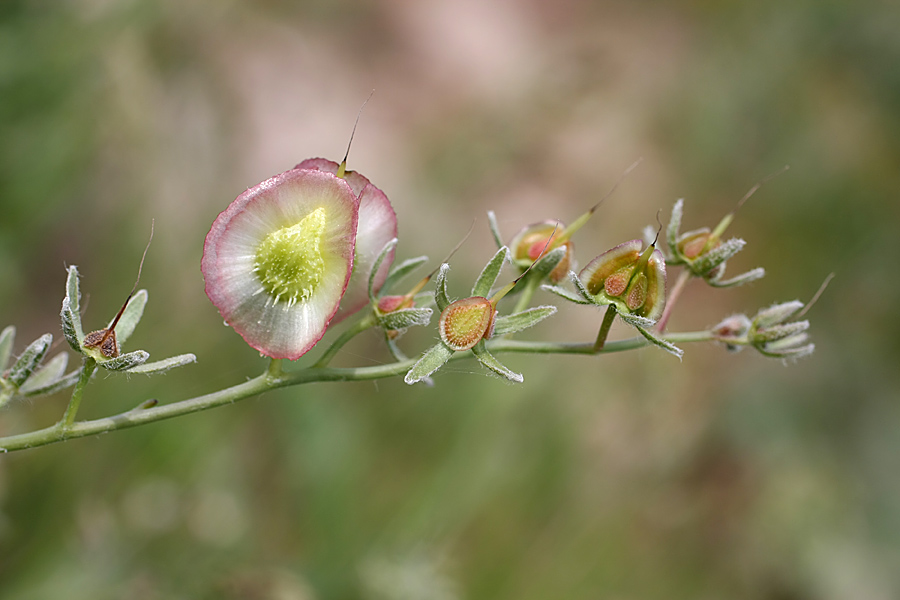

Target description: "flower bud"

left=509, top=221, right=573, bottom=283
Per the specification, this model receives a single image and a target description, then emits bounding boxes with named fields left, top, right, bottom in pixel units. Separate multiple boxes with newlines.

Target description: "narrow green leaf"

left=708, top=267, right=765, bottom=288
left=434, top=264, right=452, bottom=312
left=487, top=210, right=504, bottom=248
left=369, top=238, right=399, bottom=302
left=61, top=299, right=83, bottom=352
left=100, top=350, right=149, bottom=371
left=377, top=307, right=433, bottom=331
left=0, top=325, right=14, bottom=371
left=126, top=353, right=197, bottom=374
left=22, top=369, right=81, bottom=397
left=405, top=343, right=454, bottom=384
left=19, top=352, right=69, bottom=393
left=492, top=306, right=557, bottom=336
left=666, top=199, right=684, bottom=259
left=472, top=340, right=523, bottom=383
left=110, top=289, right=147, bottom=347
left=471, top=246, right=509, bottom=297
left=541, top=284, right=592, bottom=305
left=6, top=334, right=52, bottom=387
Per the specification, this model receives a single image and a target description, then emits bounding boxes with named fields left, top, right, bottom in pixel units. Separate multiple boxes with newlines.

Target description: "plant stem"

left=593, top=305, right=617, bottom=352
left=0, top=330, right=714, bottom=453
left=656, top=269, right=691, bottom=332
left=60, top=358, right=96, bottom=429
left=312, top=313, right=377, bottom=368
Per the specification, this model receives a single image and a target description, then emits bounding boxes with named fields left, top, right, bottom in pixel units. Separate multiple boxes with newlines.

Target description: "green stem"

left=0, top=330, right=714, bottom=453
left=593, top=305, right=617, bottom=352
left=60, top=358, right=96, bottom=429
left=312, top=313, right=377, bottom=368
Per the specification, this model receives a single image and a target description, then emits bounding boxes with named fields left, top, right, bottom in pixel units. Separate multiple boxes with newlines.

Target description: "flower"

left=202, top=167, right=361, bottom=359
left=296, top=158, right=398, bottom=323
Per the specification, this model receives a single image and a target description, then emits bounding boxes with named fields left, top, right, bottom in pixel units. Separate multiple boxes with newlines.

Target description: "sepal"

left=100, top=350, right=150, bottom=371
left=382, top=254, right=429, bottom=296
left=369, top=238, right=399, bottom=303
left=0, top=326, right=14, bottom=371
left=6, top=334, right=52, bottom=387
left=471, top=247, right=509, bottom=297
left=111, top=290, right=147, bottom=347
left=19, top=352, right=68, bottom=393
left=377, top=307, right=434, bottom=331
left=126, top=353, right=197, bottom=375
left=434, top=264, right=452, bottom=312
left=492, top=306, right=557, bottom=336
left=487, top=210, right=504, bottom=249
left=707, top=267, right=765, bottom=288
left=541, top=283, right=592, bottom=305
left=61, top=266, right=85, bottom=351
left=405, top=343, right=454, bottom=385
left=472, top=341, right=523, bottom=383
left=689, top=238, right=745, bottom=276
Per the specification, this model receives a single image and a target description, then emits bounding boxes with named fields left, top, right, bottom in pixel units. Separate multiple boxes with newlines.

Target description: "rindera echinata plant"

left=0, top=148, right=829, bottom=453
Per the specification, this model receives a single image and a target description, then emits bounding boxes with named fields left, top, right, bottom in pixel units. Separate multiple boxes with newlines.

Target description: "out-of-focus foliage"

left=1, top=0, right=898, bottom=598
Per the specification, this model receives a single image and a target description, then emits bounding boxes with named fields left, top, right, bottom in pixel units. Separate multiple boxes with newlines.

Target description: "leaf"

left=6, top=333, right=52, bottom=387
left=386, top=337, right=433, bottom=386
left=111, top=289, right=147, bottom=347
left=492, top=306, right=557, bottom=336
left=472, top=340, right=523, bottom=383
left=405, top=343, right=454, bottom=385
left=382, top=254, right=428, bottom=296
left=666, top=199, right=684, bottom=259
left=487, top=210, right=504, bottom=249
left=19, top=352, right=69, bottom=393
left=541, top=284, right=592, bottom=305
left=707, top=267, right=765, bottom=288
left=471, top=246, right=509, bottom=297
left=0, top=325, right=14, bottom=371
left=100, top=350, right=150, bottom=371
left=377, top=307, right=433, bottom=331
left=369, top=238, right=399, bottom=302
left=434, top=264, right=452, bottom=313
left=126, top=353, right=197, bottom=374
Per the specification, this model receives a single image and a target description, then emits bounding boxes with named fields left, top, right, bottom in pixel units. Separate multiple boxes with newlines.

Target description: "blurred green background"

left=1, top=0, right=898, bottom=598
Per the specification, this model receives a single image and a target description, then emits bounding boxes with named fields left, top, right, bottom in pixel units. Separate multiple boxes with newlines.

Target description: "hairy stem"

left=0, top=330, right=713, bottom=453
left=312, top=313, right=376, bottom=368
left=60, top=358, right=96, bottom=429
left=593, top=305, right=618, bottom=352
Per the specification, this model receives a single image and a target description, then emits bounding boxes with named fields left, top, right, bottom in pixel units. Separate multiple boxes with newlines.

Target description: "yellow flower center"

left=254, top=208, right=328, bottom=306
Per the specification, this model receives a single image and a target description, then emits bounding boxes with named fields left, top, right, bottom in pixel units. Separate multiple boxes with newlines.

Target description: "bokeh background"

left=1, top=0, right=898, bottom=598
